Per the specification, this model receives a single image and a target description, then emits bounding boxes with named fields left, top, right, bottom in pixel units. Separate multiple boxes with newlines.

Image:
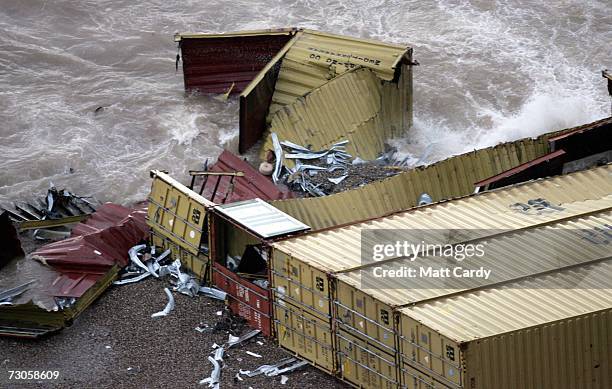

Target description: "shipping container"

left=147, top=170, right=213, bottom=255
left=398, top=263, right=612, bottom=389
left=150, top=230, right=209, bottom=282
left=271, top=117, right=612, bottom=231
left=270, top=165, right=612, bottom=388
left=210, top=198, right=309, bottom=336
left=274, top=299, right=336, bottom=374
left=334, top=209, right=611, bottom=388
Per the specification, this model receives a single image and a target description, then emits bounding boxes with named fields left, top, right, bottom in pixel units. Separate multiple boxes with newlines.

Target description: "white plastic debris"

left=281, top=375, right=288, bottom=385
left=216, top=311, right=223, bottom=316
left=151, top=288, right=175, bottom=318
left=235, top=372, right=244, bottom=381
left=256, top=341, right=264, bottom=346
left=245, top=351, right=262, bottom=358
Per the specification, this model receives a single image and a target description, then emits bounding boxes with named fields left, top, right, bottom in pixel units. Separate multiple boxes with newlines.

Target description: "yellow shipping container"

left=398, top=265, right=612, bottom=389
left=274, top=299, right=336, bottom=374
left=336, top=328, right=399, bottom=388
left=147, top=170, right=214, bottom=256
left=271, top=165, right=612, bottom=388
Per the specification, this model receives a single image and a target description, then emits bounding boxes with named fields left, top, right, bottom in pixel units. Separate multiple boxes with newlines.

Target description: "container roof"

left=272, top=164, right=612, bottom=273
left=337, top=208, right=612, bottom=308
left=268, top=29, right=411, bottom=116
left=214, top=198, right=309, bottom=239
left=400, top=259, right=612, bottom=343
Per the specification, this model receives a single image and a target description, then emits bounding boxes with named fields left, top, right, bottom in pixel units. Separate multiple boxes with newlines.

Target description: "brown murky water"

left=0, top=0, right=610, bottom=205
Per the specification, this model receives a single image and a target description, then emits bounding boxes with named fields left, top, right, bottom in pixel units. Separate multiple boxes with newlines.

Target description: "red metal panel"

left=48, top=272, right=103, bottom=298
left=474, top=149, right=566, bottom=187
left=180, top=34, right=293, bottom=94
left=200, top=150, right=293, bottom=203
left=32, top=203, right=149, bottom=298
left=212, top=262, right=272, bottom=337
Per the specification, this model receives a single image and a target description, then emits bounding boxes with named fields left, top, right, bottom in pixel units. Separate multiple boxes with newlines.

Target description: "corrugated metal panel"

left=239, top=35, right=299, bottom=152
left=175, top=29, right=295, bottom=94
left=397, top=261, right=612, bottom=388
left=212, top=262, right=272, bottom=336
left=463, top=309, right=612, bottom=389
left=147, top=170, right=213, bottom=255
left=338, top=209, right=612, bottom=306
left=260, top=67, right=405, bottom=160
left=32, top=203, right=148, bottom=273
left=199, top=150, right=293, bottom=203
left=273, top=164, right=612, bottom=274
left=1, top=204, right=146, bottom=337
left=401, top=260, right=612, bottom=344
left=269, top=29, right=410, bottom=116
left=214, top=198, right=309, bottom=239
left=271, top=134, right=554, bottom=230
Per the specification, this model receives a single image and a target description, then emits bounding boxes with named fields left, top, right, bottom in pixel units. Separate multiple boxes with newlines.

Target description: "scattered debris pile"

left=268, top=136, right=402, bottom=196
left=0, top=203, right=148, bottom=338
left=1, top=185, right=96, bottom=229
left=113, top=244, right=227, bottom=304
left=198, top=329, right=308, bottom=387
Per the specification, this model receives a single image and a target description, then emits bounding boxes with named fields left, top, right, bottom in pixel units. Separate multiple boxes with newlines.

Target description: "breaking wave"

left=0, top=0, right=609, bottom=204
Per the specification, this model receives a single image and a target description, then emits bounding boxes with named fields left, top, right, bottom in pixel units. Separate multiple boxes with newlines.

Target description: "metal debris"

left=226, top=329, right=261, bottom=348
left=243, top=357, right=308, bottom=377
left=281, top=375, right=288, bottom=385
left=275, top=139, right=353, bottom=196
left=151, top=288, right=175, bottom=318
left=199, top=287, right=227, bottom=301
left=418, top=193, right=433, bottom=206
left=245, top=351, right=262, bottom=358
left=128, top=244, right=150, bottom=274
left=0, top=280, right=35, bottom=303
left=199, top=356, right=221, bottom=388
left=271, top=132, right=283, bottom=184
left=328, top=175, right=348, bottom=185
left=113, top=272, right=151, bottom=285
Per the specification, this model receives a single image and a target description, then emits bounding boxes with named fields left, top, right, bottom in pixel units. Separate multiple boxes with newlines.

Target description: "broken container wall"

left=179, top=34, right=293, bottom=94
left=210, top=212, right=273, bottom=336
